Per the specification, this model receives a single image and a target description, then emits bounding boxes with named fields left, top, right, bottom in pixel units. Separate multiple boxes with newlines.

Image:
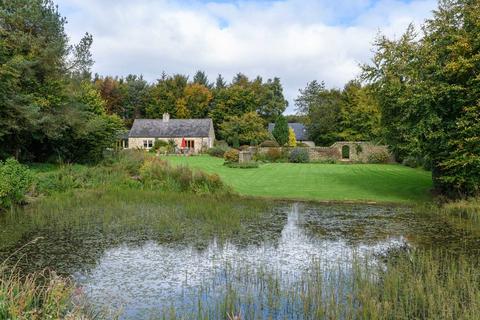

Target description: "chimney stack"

left=163, top=113, right=170, bottom=122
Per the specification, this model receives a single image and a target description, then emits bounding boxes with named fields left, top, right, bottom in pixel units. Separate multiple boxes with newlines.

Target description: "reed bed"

left=0, top=239, right=91, bottom=319
left=160, top=250, right=480, bottom=319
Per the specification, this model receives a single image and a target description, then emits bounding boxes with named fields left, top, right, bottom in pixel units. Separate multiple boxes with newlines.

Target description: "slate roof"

left=129, top=119, right=213, bottom=138
left=268, top=122, right=310, bottom=141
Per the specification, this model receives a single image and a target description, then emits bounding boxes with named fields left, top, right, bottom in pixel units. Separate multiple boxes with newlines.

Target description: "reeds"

left=159, top=249, right=480, bottom=319
left=0, top=239, right=90, bottom=319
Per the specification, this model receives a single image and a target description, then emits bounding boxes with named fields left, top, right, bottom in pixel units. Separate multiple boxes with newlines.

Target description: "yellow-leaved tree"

left=288, top=127, right=297, bottom=147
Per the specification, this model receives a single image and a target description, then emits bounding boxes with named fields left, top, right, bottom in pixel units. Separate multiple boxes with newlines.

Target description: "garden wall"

left=248, top=142, right=394, bottom=163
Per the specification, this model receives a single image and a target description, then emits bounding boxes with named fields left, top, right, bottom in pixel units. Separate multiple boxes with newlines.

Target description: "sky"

left=56, top=0, right=437, bottom=114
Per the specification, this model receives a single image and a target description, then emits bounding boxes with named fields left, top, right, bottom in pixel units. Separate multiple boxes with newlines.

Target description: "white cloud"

left=57, top=0, right=437, bottom=113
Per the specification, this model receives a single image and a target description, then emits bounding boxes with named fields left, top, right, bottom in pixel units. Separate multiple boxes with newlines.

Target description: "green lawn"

left=165, top=155, right=433, bottom=204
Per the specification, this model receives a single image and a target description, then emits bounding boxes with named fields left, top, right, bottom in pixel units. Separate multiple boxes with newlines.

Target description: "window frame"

left=143, top=139, right=154, bottom=149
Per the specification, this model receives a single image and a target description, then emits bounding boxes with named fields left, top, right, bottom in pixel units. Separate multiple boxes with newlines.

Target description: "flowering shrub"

left=289, top=148, right=310, bottom=163
left=224, top=149, right=240, bottom=163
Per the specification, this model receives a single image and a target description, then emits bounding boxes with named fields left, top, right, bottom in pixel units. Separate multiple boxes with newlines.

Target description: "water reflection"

left=76, top=203, right=407, bottom=318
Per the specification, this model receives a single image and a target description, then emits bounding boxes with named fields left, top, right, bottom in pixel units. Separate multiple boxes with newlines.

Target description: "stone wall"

left=248, top=142, right=393, bottom=163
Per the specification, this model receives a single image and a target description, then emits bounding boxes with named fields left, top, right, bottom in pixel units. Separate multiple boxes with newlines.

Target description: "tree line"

left=362, top=0, right=479, bottom=198
left=92, top=71, right=288, bottom=143
left=0, top=0, right=478, bottom=198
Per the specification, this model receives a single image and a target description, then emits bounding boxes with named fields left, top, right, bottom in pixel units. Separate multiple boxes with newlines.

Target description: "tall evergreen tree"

left=215, top=74, right=226, bottom=89
left=258, top=77, right=288, bottom=122
left=193, top=70, right=212, bottom=89
left=272, top=115, right=289, bottom=146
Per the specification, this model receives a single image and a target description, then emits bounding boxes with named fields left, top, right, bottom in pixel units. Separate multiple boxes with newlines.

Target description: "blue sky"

left=56, top=0, right=437, bottom=113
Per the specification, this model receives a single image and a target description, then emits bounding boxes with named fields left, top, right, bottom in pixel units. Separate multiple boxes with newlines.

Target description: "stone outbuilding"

left=127, top=113, right=215, bottom=153
left=268, top=122, right=315, bottom=147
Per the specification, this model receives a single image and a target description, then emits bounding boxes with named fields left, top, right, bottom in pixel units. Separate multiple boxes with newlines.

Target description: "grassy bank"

left=1, top=152, right=273, bottom=252
left=165, top=155, right=433, bottom=203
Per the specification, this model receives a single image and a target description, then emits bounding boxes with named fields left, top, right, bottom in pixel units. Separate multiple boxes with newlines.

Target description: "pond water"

left=1, top=202, right=479, bottom=319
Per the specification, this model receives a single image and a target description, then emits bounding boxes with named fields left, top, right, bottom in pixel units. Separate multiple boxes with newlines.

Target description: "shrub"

left=224, top=162, right=259, bottom=169
left=214, top=140, right=229, bottom=147
left=114, top=149, right=148, bottom=175
left=139, top=157, right=226, bottom=193
left=297, top=142, right=309, bottom=147
left=260, top=140, right=280, bottom=147
left=224, top=149, right=240, bottom=163
left=208, top=146, right=229, bottom=158
left=191, top=171, right=225, bottom=193
left=288, top=127, right=297, bottom=147
left=289, top=148, right=310, bottom=163
left=139, top=158, right=170, bottom=185
left=0, top=158, right=33, bottom=209
left=151, top=139, right=169, bottom=153
left=35, top=165, right=87, bottom=195
left=368, top=150, right=390, bottom=164
left=265, top=148, right=284, bottom=162
left=402, top=156, right=419, bottom=168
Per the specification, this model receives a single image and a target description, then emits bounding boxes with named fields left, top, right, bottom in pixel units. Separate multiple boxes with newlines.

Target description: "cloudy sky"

left=56, top=0, right=437, bottom=113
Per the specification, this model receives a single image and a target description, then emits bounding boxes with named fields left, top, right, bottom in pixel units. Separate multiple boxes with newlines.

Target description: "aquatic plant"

left=0, top=239, right=90, bottom=319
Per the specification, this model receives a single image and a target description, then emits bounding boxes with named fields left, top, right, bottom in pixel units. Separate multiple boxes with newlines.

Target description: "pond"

left=1, top=201, right=479, bottom=319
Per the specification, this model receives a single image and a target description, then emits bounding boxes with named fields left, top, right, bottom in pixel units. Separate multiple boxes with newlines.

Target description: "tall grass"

left=159, top=250, right=480, bottom=319
left=441, top=198, right=480, bottom=223
left=0, top=239, right=90, bottom=319
left=32, top=150, right=229, bottom=196
left=1, top=151, right=272, bottom=251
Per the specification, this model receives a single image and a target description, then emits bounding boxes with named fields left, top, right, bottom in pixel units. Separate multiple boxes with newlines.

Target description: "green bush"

left=191, top=171, right=225, bottom=193
left=35, top=165, right=87, bottom=195
left=289, top=148, right=310, bottom=163
left=402, top=156, right=419, bottom=168
left=151, top=139, right=169, bottom=153
left=208, top=146, right=230, bottom=158
left=0, top=158, right=33, bottom=209
left=114, top=149, right=148, bottom=175
left=260, top=140, right=279, bottom=147
left=296, top=142, right=310, bottom=147
left=368, top=150, right=390, bottom=164
left=214, top=140, right=229, bottom=147
left=224, top=149, right=240, bottom=163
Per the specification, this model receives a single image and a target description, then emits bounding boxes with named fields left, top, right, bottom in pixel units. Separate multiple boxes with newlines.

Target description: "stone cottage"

left=127, top=113, right=215, bottom=153
left=268, top=122, right=315, bottom=147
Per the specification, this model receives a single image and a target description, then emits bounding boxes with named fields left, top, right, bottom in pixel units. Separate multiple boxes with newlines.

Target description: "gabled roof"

left=268, top=122, right=310, bottom=141
left=129, top=118, right=213, bottom=138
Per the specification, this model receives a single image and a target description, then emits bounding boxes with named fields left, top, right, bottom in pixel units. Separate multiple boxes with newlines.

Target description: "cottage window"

left=143, top=139, right=153, bottom=149
left=186, top=140, right=195, bottom=149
